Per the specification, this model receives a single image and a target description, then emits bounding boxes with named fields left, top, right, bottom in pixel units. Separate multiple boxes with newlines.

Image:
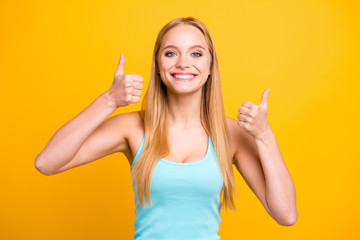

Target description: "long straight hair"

left=130, top=17, right=238, bottom=211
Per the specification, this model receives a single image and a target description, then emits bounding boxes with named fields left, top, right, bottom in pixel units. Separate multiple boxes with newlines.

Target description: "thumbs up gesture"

left=108, top=54, right=144, bottom=108
left=237, top=88, right=272, bottom=140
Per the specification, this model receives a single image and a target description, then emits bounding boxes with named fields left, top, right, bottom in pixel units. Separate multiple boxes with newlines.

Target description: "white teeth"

left=173, top=74, right=196, bottom=79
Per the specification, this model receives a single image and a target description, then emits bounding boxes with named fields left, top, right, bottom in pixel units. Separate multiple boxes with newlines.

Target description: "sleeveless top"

left=130, top=135, right=224, bottom=240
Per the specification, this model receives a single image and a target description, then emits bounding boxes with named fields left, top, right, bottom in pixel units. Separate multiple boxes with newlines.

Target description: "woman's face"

left=157, top=25, right=212, bottom=96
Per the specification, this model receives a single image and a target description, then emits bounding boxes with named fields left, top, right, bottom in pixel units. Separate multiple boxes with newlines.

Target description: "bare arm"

left=230, top=120, right=297, bottom=226
left=231, top=89, right=297, bottom=226
left=35, top=54, right=144, bottom=175
left=254, top=128, right=297, bottom=225
left=35, top=92, right=116, bottom=175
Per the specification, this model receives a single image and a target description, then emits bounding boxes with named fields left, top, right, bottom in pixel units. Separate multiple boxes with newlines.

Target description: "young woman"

left=35, top=17, right=297, bottom=239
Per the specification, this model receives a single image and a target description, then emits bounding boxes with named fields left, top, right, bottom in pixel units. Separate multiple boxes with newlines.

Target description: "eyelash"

left=164, top=51, right=203, bottom=57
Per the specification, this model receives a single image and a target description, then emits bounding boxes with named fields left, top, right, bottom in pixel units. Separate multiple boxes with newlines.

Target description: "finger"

left=115, top=53, right=125, bottom=75
left=132, top=82, right=143, bottom=90
left=126, top=74, right=144, bottom=82
left=238, top=106, right=251, bottom=115
left=260, top=88, right=271, bottom=107
left=239, top=107, right=256, bottom=118
left=242, top=101, right=257, bottom=110
left=237, top=113, right=251, bottom=122
left=237, top=120, right=248, bottom=129
left=131, top=96, right=141, bottom=103
left=237, top=120, right=245, bottom=125
left=131, top=89, right=143, bottom=97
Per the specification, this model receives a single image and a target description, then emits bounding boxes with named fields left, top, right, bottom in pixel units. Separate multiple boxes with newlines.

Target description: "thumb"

left=260, top=88, right=271, bottom=107
left=115, top=53, right=125, bottom=75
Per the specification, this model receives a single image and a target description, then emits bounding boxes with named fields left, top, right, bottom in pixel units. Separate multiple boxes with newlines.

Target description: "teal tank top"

left=130, top=135, right=223, bottom=240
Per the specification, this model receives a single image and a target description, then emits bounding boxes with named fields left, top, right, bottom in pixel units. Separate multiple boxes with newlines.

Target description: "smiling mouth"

left=171, top=74, right=197, bottom=80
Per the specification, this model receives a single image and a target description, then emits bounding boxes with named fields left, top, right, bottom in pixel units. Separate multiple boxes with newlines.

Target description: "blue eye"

left=164, top=51, right=202, bottom=57
left=192, top=52, right=202, bottom=57
left=165, top=52, right=176, bottom=57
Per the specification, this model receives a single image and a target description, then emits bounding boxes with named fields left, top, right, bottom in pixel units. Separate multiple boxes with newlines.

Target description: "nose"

left=176, top=55, right=190, bottom=69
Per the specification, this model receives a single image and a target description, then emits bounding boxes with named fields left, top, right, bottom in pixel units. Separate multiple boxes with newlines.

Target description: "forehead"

left=160, top=25, right=208, bottom=49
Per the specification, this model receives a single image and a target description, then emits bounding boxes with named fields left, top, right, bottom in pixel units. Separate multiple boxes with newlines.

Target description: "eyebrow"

left=162, top=44, right=206, bottom=51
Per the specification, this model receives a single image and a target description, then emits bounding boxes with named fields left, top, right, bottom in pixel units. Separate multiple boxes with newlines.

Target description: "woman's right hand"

left=108, top=54, right=144, bottom=108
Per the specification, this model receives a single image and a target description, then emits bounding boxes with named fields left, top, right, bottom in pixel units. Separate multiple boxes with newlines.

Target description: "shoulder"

left=112, top=110, right=143, bottom=125
left=110, top=110, right=144, bottom=137
left=108, top=111, right=145, bottom=161
left=109, top=110, right=143, bottom=126
left=226, top=116, right=243, bottom=143
left=226, top=116, right=257, bottom=163
left=226, top=116, right=254, bottom=141
left=119, top=111, right=144, bottom=155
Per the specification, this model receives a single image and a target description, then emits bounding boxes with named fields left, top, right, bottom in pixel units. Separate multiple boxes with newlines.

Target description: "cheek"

left=159, top=64, right=172, bottom=75
left=159, top=56, right=175, bottom=68
left=197, top=60, right=211, bottom=74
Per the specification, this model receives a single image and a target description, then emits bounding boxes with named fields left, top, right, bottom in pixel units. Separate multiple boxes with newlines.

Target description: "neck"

left=167, top=90, right=203, bottom=128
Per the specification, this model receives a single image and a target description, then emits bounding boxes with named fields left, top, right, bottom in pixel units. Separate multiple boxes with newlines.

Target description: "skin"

left=35, top=25, right=297, bottom=227
left=157, top=25, right=212, bottom=161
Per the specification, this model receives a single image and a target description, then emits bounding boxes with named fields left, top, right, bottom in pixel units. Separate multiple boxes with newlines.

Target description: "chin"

left=167, top=86, right=203, bottom=96
left=161, top=76, right=207, bottom=96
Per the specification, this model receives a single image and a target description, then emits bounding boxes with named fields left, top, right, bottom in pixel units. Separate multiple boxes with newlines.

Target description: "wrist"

left=100, top=91, right=118, bottom=111
left=254, top=126, right=274, bottom=144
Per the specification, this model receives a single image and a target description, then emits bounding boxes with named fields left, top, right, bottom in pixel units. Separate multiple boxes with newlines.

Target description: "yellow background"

left=1, top=0, right=359, bottom=239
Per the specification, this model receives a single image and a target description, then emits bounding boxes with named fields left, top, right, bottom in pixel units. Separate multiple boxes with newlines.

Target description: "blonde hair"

left=130, top=17, right=238, bottom=211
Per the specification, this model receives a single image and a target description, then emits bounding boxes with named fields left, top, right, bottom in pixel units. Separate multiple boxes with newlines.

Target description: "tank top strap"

left=131, top=135, right=145, bottom=170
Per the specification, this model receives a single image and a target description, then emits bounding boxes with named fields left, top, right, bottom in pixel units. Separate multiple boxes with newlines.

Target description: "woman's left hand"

left=237, top=88, right=272, bottom=140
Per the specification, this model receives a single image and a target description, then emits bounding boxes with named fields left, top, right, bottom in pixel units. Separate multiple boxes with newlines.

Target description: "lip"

left=171, top=72, right=198, bottom=81
left=171, top=72, right=198, bottom=75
